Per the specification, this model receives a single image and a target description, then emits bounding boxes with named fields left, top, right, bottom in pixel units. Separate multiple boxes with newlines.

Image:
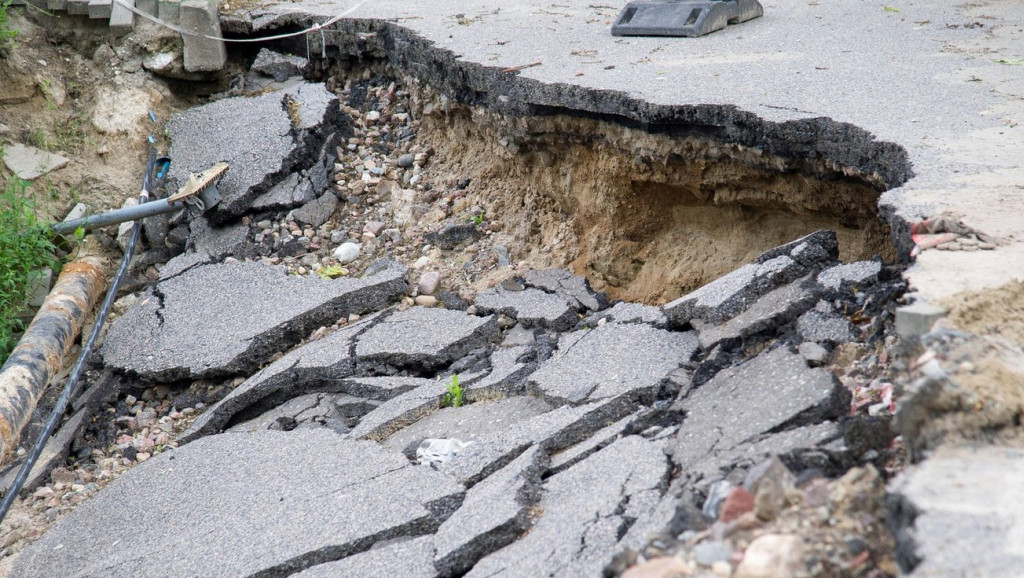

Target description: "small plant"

left=442, top=374, right=464, bottom=408
left=0, top=178, right=58, bottom=363
left=27, top=126, right=48, bottom=151
left=317, top=264, right=348, bottom=279
left=0, top=0, right=17, bottom=53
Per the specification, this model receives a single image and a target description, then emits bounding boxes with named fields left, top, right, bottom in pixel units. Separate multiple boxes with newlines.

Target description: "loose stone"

left=333, top=242, right=361, bottom=263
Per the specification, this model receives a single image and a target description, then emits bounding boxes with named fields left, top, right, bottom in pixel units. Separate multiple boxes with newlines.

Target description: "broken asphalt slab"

left=164, top=81, right=347, bottom=222
left=474, top=286, right=578, bottom=331
left=527, top=322, right=698, bottom=406
left=354, top=307, right=499, bottom=372
left=663, top=230, right=838, bottom=327
left=669, top=347, right=850, bottom=471
left=11, top=430, right=465, bottom=578
left=102, top=260, right=407, bottom=382
left=465, top=435, right=669, bottom=577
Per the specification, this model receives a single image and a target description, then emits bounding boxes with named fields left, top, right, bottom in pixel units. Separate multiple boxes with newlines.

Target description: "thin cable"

left=112, top=0, right=368, bottom=43
left=0, top=151, right=158, bottom=524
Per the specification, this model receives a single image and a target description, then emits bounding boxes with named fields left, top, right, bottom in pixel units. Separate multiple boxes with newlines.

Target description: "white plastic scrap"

left=416, top=438, right=472, bottom=465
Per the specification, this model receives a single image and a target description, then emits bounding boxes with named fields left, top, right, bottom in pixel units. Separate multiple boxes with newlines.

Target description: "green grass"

left=0, top=0, right=17, bottom=53
left=0, top=178, right=58, bottom=362
left=442, top=374, right=464, bottom=408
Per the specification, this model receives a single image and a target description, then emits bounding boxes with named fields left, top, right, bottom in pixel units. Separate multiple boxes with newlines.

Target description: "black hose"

left=0, top=148, right=160, bottom=524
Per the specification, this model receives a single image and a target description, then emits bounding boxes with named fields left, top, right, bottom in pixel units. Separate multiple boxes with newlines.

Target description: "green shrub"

left=442, top=374, right=464, bottom=408
left=0, top=178, right=57, bottom=362
left=0, top=0, right=17, bottom=52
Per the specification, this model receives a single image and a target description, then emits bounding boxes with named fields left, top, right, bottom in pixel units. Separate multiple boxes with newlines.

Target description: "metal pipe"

left=50, top=198, right=186, bottom=235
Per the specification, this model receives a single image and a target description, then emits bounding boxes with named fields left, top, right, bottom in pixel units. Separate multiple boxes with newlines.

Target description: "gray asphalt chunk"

left=355, top=307, right=500, bottom=371
left=251, top=172, right=316, bottom=211
left=188, top=215, right=251, bottom=259
left=797, top=308, right=858, bottom=345
left=464, top=345, right=536, bottom=401
left=466, top=436, right=668, bottom=578
left=698, top=277, right=821, bottom=350
left=179, top=317, right=374, bottom=442
left=440, top=397, right=632, bottom=487
left=434, top=446, right=548, bottom=577
left=251, top=48, right=308, bottom=82
left=226, top=392, right=376, bottom=435
left=523, top=268, right=604, bottom=312
left=294, top=536, right=436, bottom=578
left=669, top=348, right=850, bottom=470
left=585, top=301, right=668, bottom=328
left=528, top=324, right=697, bottom=406
left=165, top=81, right=344, bottom=221
left=663, top=230, right=838, bottom=327
left=474, top=286, right=578, bottom=331
left=383, top=396, right=553, bottom=456
left=817, top=260, right=882, bottom=291
left=348, top=380, right=450, bottom=441
left=158, top=251, right=211, bottom=280
left=548, top=412, right=638, bottom=476
left=11, top=430, right=464, bottom=578
left=289, top=191, right=338, bottom=228
left=102, top=261, right=407, bottom=382
left=889, top=446, right=1024, bottom=577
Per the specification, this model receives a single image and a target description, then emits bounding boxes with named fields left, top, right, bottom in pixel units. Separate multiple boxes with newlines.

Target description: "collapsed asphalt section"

left=14, top=225, right=908, bottom=576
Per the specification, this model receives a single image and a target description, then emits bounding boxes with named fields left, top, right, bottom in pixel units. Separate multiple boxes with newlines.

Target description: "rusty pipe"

left=0, top=251, right=106, bottom=463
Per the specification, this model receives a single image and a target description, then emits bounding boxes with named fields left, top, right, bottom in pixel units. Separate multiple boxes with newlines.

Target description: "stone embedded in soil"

left=697, top=276, right=821, bottom=351
left=473, top=286, right=578, bottom=331
left=10, top=430, right=464, bottom=578
left=354, top=307, right=499, bottom=372
left=2, top=143, right=69, bottom=180
left=888, top=445, right=1024, bottom=577
left=734, top=534, right=805, bottom=578
left=527, top=323, right=698, bottom=406
left=289, top=192, right=338, bottom=228
left=522, top=268, right=604, bottom=312
left=668, top=347, right=850, bottom=471
left=424, top=223, right=482, bottom=250
left=816, top=260, right=881, bottom=291
left=102, top=260, right=407, bottom=383
left=433, top=446, right=548, bottom=576
left=164, top=81, right=347, bottom=222
left=663, top=230, right=839, bottom=327
left=466, top=436, right=668, bottom=578
left=293, top=536, right=436, bottom=578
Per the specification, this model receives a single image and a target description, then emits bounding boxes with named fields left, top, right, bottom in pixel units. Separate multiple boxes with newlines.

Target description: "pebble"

left=413, top=256, right=431, bottom=269
left=694, top=541, right=732, bottom=567
left=621, top=556, right=690, bottom=578
left=333, top=242, right=361, bottom=263
left=136, top=452, right=151, bottom=463
left=397, top=153, right=415, bottom=168
left=798, top=342, right=829, bottom=366
left=414, top=295, right=438, bottom=307
left=720, top=487, right=755, bottom=522
left=734, top=534, right=804, bottom=578
left=364, top=110, right=380, bottom=122
left=417, top=272, right=441, bottom=295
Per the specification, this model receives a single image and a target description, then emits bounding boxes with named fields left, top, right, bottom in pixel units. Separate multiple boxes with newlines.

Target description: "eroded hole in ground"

left=418, top=106, right=899, bottom=304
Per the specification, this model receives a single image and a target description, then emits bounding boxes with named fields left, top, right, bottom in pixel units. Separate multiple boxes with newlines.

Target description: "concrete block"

left=895, top=302, right=946, bottom=340
left=46, top=0, right=67, bottom=10
left=135, top=0, right=156, bottom=16
left=108, top=0, right=135, bottom=36
left=157, top=0, right=179, bottom=25
left=180, top=0, right=226, bottom=72
left=88, top=0, right=112, bottom=19
left=65, top=0, right=90, bottom=14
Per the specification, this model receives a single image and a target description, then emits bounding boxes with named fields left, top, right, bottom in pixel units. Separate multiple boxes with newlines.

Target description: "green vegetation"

left=0, top=178, right=58, bottom=361
left=442, top=374, right=464, bottom=408
left=0, top=0, right=17, bottom=52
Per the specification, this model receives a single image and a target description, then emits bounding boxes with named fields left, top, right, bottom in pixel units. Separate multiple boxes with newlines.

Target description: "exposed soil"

left=941, top=280, right=1024, bottom=346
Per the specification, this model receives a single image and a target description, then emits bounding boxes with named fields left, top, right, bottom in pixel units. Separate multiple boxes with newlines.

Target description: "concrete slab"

left=11, top=430, right=464, bottom=578
left=474, top=286, right=578, bottom=331
left=108, top=0, right=135, bottom=32
left=355, top=307, right=499, bottom=372
left=889, top=445, right=1024, bottom=577
left=101, top=260, right=407, bottom=382
left=434, top=446, right=548, bottom=576
left=528, top=323, right=697, bottom=406
left=466, top=436, right=668, bottom=577
left=2, top=143, right=69, bottom=180
left=87, top=0, right=112, bottom=19
left=165, top=82, right=346, bottom=222
left=669, top=347, right=850, bottom=470
left=180, top=0, right=226, bottom=72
